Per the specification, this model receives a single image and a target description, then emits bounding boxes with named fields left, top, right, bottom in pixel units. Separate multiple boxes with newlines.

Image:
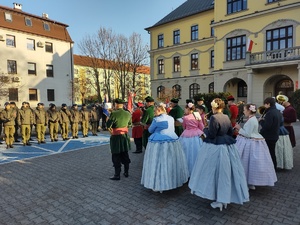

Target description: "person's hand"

left=234, top=124, right=241, bottom=130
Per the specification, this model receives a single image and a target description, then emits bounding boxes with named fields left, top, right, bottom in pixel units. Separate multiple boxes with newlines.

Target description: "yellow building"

left=73, top=54, right=151, bottom=104
left=146, top=0, right=300, bottom=106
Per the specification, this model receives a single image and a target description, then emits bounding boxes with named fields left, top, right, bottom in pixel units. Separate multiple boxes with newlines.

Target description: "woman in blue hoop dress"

left=141, top=105, right=189, bottom=192
left=189, top=98, right=249, bottom=211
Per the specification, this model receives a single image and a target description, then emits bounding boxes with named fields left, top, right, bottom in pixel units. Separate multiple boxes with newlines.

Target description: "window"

left=191, top=53, right=199, bottom=70
left=9, top=88, right=18, bottom=101
left=158, top=34, right=164, bottom=48
left=28, top=63, right=36, bottom=75
left=46, top=65, right=53, bottom=77
left=47, top=89, right=55, bottom=101
left=43, top=22, right=50, bottom=31
left=211, top=50, right=215, bottom=68
left=211, top=20, right=215, bottom=36
left=29, top=89, right=38, bottom=101
left=209, top=82, right=214, bottom=93
left=158, top=59, right=164, bottom=74
left=5, top=12, right=12, bottom=22
left=266, top=26, right=293, bottom=51
left=191, top=25, right=198, bottom=41
left=45, top=42, right=53, bottom=52
left=157, top=85, right=165, bottom=99
left=227, top=0, right=247, bottom=14
left=226, top=35, right=246, bottom=61
left=27, top=38, right=35, bottom=50
left=267, top=0, right=280, bottom=3
left=238, top=80, right=247, bottom=97
left=25, top=17, right=32, bottom=26
left=6, top=35, right=15, bottom=47
left=173, top=30, right=180, bottom=45
left=7, top=60, right=17, bottom=74
left=189, top=83, right=200, bottom=99
left=172, top=84, right=181, bottom=98
left=173, top=56, right=180, bottom=72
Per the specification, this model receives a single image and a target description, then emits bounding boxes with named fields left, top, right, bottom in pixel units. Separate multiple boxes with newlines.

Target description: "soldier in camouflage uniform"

left=70, top=104, right=81, bottom=139
left=80, top=104, right=90, bottom=137
left=59, top=103, right=71, bottom=141
left=18, top=102, right=34, bottom=146
left=47, top=104, right=60, bottom=142
left=1, top=102, right=17, bottom=149
left=34, top=103, right=48, bottom=144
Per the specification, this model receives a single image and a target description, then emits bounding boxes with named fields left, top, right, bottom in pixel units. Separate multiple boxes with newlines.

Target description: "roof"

left=74, top=55, right=150, bottom=75
left=0, top=4, right=72, bottom=42
left=145, top=0, right=214, bottom=30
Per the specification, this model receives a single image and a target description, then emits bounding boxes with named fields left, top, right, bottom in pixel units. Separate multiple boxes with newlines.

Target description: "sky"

left=1, top=0, right=186, bottom=54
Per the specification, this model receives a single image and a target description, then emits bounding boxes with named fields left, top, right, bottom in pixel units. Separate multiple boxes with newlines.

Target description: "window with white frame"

left=5, top=12, right=12, bottom=22
left=173, top=56, right=180, bottom=72
left=25, top=17, right=32, bottom=26
left=158, top=59, right=164, bottom=74
left=7, top=60, right=17, bottom=74
left=27, top=38, right=35, bottom=50
left=191, top=53, right=199, bottom=70
left=191, top=25, right=198, bottom=41
left=28, top=63, right=36, bottom=75
left=6, top=35, right=15, bottom=47
left=29, top=89, right=38, bottom=101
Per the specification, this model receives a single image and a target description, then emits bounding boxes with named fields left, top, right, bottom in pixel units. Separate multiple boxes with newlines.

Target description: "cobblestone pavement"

left=0, top=123, right=300, bottom=225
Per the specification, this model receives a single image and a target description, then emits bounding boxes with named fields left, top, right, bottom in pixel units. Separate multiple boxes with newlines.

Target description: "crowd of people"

left=105, top=93, right=297, bottom=211
left=0, top=101, right=107, bottom=149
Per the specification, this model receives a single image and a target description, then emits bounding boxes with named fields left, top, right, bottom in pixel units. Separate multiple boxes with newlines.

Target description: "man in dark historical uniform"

left=196, top=97, right=208, bottom=114
left=277, top=95, right=297, bottom=148
left=106, top=98, right=132, bottom=180
left=259, top=97, right=282, bottom=169
left=168, top=98, right=184, bottom=136
left=140, top=96, right=155, bottom=150
left=131, top=102, right=144, bottom=153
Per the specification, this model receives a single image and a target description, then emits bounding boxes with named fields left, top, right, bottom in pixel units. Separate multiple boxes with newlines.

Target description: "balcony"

left=246, top=46, right=300, bottom=66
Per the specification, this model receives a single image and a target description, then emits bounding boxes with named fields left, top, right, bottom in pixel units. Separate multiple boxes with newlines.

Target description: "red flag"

left=127, top=92, right=133, bottom=113
left=247, top=38, right=254, bottom=52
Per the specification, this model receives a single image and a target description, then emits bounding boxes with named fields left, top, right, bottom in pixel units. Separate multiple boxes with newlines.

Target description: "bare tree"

left=127, top=33, right=149, bottom=101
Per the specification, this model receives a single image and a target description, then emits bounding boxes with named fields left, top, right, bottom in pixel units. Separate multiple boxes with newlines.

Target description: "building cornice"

left=212, top=2, right=300, bottom=27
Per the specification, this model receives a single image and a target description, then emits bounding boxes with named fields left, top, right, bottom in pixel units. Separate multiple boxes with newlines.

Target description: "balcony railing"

left=246, top=46, right=300, bottom=65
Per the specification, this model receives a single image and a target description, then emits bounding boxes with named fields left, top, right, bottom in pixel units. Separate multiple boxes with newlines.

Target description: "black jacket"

left=259, top=105, right=282, bottom=141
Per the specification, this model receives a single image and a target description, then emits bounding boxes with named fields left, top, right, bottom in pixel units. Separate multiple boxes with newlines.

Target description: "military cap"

left=195, top=97, right=204, bottom=101
left=62, top=103, right=67, bottom=107
left=10, top=101, right=16, bottom=105
left=227, top=95, right=235, bottom=101
left=82, top=103, right=86, bottom=107
left=114, top=98, right=125, bottom=104
left=145, top=96, right=154, bottom=102
left=72, top=104, right=77, bottom=107
left=37, top=102, right=44, bottom=106
left=171, top=98, right=179, bottom=103
left=4, top=102, right=10, bottom=106
left=186, top=99, right=193, bottom=104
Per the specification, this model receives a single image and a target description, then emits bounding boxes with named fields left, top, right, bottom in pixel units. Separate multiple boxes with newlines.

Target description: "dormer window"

left=25, top=17, right=32, bottom=26
left=43, top=22, right=50, bottom=31
left=5, top=12, right=12, bottom=22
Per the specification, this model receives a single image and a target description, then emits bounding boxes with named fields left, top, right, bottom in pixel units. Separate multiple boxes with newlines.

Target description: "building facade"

left=73, top=54, right=151, bottom=104
left=146, top=0, right=300, bottom=106
left=0, top=3, right=73, bottom=107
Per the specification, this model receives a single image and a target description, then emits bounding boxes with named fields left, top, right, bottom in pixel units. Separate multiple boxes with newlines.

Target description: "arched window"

left=172, top=84, right=181, bottom=98
left=157, top=85, right=165, bottom=99
left=238, top=80, right=247, bottom=97
left=209, top=82, right=214, bottom=93
left=189, top=83, right=200, bottom=99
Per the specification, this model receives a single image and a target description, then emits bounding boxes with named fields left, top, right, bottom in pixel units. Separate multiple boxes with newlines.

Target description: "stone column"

left=247, top=69, right=253, bottom=103
left=297, top=62, right=300, bottom=90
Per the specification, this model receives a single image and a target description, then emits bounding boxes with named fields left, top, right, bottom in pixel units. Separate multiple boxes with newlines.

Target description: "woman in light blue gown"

left=189, top=98, right=249, bottom=211
left=141, top=105, right=189, bottom=192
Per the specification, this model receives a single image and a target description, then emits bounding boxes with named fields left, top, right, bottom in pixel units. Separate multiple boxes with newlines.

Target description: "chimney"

left=13, top=3, right=22, bottom=10
left=42, top=13, right=49, bottom=19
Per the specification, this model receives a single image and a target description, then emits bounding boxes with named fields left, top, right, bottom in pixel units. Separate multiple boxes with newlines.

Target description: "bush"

left=292, top=89, right=300, bottom=119
left=193, top=92, right=232, bottom=112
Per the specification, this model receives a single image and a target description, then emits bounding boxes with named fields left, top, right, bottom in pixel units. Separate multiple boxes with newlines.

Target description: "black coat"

left=259, top=105, right=282, bottom=141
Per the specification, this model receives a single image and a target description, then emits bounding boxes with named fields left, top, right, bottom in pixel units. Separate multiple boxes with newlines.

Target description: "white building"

left=0, top=3, right=73, bottom=107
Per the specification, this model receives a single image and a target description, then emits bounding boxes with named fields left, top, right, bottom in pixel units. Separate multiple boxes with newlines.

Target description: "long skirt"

left=179, top=136, right=203, bottom=176
left=236, top=135, right=277, bottom=186
left=189, top=143, right=249, bottom=204
left=275, top=135, right=293, bottom=170
left=141, top=140, right=189, bottom=192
